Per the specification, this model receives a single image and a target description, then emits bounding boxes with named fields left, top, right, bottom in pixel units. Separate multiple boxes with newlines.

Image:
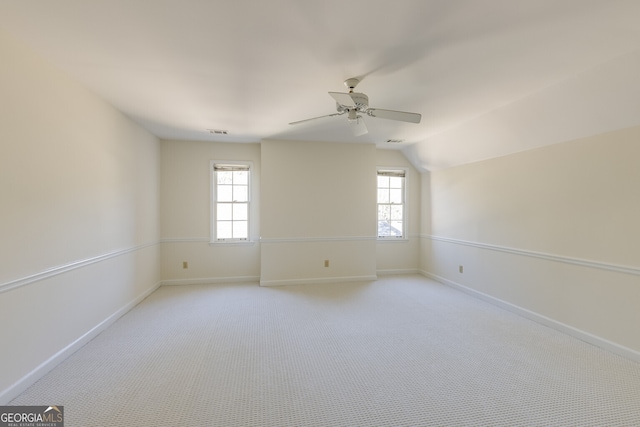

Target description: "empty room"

left=1, top=1, right=639, bottom=426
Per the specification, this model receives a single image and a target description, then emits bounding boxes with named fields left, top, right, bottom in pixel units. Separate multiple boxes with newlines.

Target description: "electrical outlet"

left=183, top=261, right=189, bottom=269
left=459, top=265, right=464, bottom=273
left=324, top=260, right=330, bottom=268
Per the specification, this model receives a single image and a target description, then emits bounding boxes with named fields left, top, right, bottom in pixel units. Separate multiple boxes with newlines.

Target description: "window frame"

left=376, top=167, right=408, bottom=240
left=210, top=160, right=253, bottom=244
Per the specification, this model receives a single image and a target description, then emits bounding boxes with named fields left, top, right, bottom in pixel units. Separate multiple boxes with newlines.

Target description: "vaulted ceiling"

left=2, top=1, right=640, bottom=170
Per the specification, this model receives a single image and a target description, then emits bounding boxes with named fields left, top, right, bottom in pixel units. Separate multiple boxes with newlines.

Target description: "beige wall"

left=422, top=126, right=640, bottom=356
left=0, top=31, right=160, bottom=402
left=159, top=140, right=261, bottom=283
left=260, top=140, right=377, bottom=285
left=159, top=140, right=422, bottom=286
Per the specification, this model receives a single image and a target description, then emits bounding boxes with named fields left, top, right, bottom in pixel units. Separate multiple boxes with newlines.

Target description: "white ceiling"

left=2, top=0, right=640, bottom=171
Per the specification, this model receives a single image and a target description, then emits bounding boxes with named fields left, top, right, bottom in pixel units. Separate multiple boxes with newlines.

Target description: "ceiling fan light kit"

left=290, top=78, right=421, bottom=136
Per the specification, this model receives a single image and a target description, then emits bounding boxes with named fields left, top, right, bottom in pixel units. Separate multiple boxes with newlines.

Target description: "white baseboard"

left=419, top=270, right=640, bottom=363
left=377, top=268, right=419, bottom=276
left=0, top=281, right=161, bottom=405
left=260, top=275, right=378, bottom=287
left=160, top=276, right=260, bottom=286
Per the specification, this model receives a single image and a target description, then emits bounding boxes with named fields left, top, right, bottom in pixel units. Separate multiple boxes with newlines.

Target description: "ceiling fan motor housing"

left=334, top=93, right=369, bottom=114
left=349, top=93, right=369, bottom=110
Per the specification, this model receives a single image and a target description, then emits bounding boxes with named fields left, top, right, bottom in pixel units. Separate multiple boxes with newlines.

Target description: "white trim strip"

left=377, top=268, right=420, bottom=276
left=160, top=237, right=210, bottom=243
left=160, top=237, right=257, bottom=245
left=0, top=242, right=159, bottom=294
left=163, top=236, right=385, bottom=244
left=420, top=270, right=640, bottom=363
left=422, top=234, right=640, bottom=276
left=160, top=276, right=260, bottom=286
left=260, top=275, right=378, bottom=287
left=260, top=236, right=376, bottom=243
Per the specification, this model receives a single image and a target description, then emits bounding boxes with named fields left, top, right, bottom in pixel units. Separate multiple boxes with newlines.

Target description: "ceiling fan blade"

left=367, top=108, right=421, bottom=124
left=289, top=112, right=344, bottom=125
left=350, top=116, right=368, bottom=136
left=329, top=92, right=357, bottom=108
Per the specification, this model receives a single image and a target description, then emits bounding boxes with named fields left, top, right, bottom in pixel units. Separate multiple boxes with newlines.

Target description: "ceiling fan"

left=289, top=78, right=422, bottom=136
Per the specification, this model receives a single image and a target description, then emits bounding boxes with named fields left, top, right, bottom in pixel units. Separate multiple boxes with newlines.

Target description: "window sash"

left=377, top=169, right=406, bottom=238
left=212, top=162, right=251, bottom=241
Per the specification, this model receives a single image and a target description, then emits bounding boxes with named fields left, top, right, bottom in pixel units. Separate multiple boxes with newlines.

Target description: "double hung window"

left=377, top=169, right=406, bottom=239
left=212, top=162, right=251, bottom=242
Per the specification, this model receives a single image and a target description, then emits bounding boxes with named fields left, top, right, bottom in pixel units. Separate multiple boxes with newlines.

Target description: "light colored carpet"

left=10, top=275, right=640, bottom=426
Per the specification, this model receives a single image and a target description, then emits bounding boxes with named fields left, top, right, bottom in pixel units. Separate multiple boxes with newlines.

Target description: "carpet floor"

left=10, top=275, right=640, bottom=426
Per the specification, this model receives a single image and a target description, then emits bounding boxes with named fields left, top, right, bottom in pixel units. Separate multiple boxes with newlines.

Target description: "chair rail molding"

left=0, top=241, right=159, bottom=294
left=422, top=234, right=639, bottom=276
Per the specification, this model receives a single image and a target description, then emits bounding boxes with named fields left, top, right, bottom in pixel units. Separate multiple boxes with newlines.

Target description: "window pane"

left=377, top=188, right=389, bottom=203
left=217, top=171, right=232, bottom=185
left=217, top=203, right=232, bottom=220
left=390, top=221, right=403, bottom=236
left=389, top=176, right=403, bottom=188
left=391, top=205, right=403, bottom=220
left=378, top=175, right=389, bottom=187
left=378, top=220, right=390, bottom=237
left=389, top=188, right=402, bottom=204
left=233, top=185, right=248, bottom=202
left=233, top=203, right=248, bottom=220
left=378, top=204, right=390, bottom=221
left=217, top=221, right=232, bottom=239
left=233, top=221, right=248, bottom=238
left=234, top=171, right=248, bottom=185
left=218, top=185, right=233, bottom=202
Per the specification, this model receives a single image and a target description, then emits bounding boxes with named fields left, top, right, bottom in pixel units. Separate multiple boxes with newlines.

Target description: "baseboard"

left=377, top=268, right=419, bottom=276
left=260, top=275, right=378, bottom=287
left=160, top=276, right=260, bottom=286
left=419, top=270, right=640, bottom=363
left=0, top=281, right=161, bottom=405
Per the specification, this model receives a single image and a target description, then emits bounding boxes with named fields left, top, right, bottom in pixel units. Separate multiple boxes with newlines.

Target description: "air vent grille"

left=208, top=129, right=229, bottom=135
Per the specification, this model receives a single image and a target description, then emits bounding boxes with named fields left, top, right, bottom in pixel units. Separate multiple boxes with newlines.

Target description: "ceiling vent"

left=208, top=129, right=229, bottom=135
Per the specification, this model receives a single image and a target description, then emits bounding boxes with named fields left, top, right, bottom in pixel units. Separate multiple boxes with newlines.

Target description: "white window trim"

left=377, top=166, right=409, bottom=241
left=210, top=160, right=255, bottom=244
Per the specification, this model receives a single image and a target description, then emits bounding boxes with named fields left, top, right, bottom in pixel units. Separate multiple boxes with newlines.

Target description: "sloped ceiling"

left=1, top=0, right=640, bottom=171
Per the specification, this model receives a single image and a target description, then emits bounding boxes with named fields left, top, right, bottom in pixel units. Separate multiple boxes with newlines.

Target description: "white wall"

left=160, top=140, right=261, bottom=284
left=376, top=149, right=421, bottom=275
left=0, top=31, right=160, bottom=402
left=260, top=140, right=377, bottom=285
left=421, top=126, right=640, bottom=358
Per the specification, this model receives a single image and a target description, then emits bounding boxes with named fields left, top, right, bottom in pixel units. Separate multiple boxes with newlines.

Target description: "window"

left=211, top=162, right=251, bottom=242
left=377, top=169, right=405, bottom=238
